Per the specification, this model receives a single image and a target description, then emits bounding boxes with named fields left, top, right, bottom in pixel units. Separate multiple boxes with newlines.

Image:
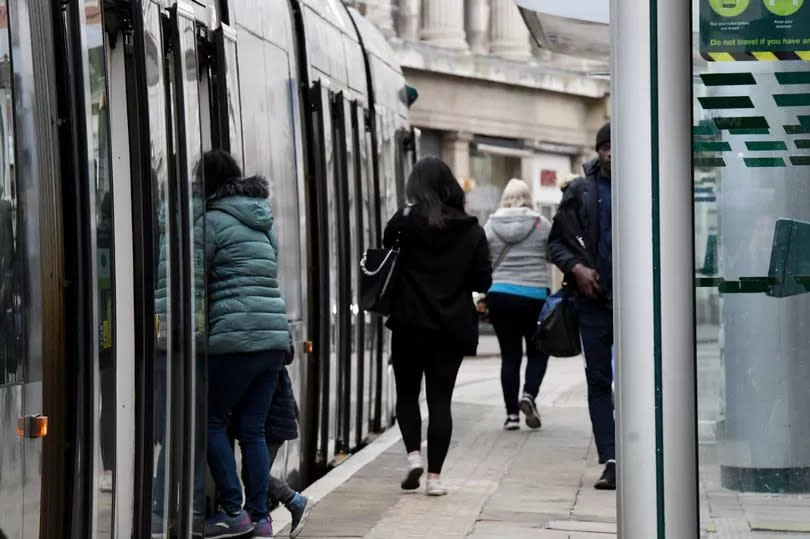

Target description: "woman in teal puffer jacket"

left=201, top=150, right=288, bottom=539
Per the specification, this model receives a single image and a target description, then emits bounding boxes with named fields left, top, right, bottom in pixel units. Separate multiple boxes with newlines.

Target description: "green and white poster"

left=701, top=0, right=810, bottom=60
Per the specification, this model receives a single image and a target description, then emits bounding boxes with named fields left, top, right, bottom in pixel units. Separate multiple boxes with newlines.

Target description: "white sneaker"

left=426, top=478, right=448, bottom=496
left=504, top=414, right=520, bottom=430
left=401, top=452, right=424, bottom=490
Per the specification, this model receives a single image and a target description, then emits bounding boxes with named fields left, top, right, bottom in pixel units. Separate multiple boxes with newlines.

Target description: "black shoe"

left=503, top=414, right=520, bottom=431
left=594, top=461, right=616, bottom=490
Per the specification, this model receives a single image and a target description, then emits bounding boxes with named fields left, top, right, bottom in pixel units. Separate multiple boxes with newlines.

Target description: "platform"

left=272, top=340, right=617, bottom=538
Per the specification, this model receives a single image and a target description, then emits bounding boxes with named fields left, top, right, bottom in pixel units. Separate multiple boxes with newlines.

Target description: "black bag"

left=359, top=245, right=400, bottom=316
left=534, top=288, right=581, bottom=357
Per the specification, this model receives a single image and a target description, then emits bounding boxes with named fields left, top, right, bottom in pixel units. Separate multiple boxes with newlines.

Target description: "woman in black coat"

left=383, top=157, right=492, bottom=496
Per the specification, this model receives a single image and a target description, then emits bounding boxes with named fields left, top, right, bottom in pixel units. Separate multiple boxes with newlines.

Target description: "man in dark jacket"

left=548, top=122, right=616, bottom=490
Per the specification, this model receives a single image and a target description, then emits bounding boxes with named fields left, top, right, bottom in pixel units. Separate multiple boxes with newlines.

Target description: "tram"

left=0, top=0, right=416, bottom=537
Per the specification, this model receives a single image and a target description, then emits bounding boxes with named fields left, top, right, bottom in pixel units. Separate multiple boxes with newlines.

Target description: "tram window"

left=265, top=46, right=302, bottom=321
left=216, top=24, right=243, bottom=168
left=2, top=0, right=46, bottom=387
left=237, top=33, right=303, bottom=321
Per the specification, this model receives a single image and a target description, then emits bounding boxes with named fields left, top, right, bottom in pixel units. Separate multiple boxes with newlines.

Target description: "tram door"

left=128, top=1, right=213, bottom=536
left=353, top=102, right=376, bottom=447
left=309, top=83, right=366, bottom=468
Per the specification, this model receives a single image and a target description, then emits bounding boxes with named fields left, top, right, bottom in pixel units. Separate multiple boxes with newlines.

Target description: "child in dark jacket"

left=265, top=366, right=312, bottom=538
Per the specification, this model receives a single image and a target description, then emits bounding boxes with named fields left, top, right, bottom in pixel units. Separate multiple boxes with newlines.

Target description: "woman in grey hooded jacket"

left=484, top=179, right=552, bottom=431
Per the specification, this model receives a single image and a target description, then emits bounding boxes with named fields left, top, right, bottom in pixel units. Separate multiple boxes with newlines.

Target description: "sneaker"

left=251, top=517, right=273, bottom=538
left=204, top=509, right=255, bottom=538
left=288, top=493, right=312, bottom=538
left=504, top=414, right=520, bottom=431
left=594, top=461, right=616, bottom=490
left=426, top=478, right=448, bottom=496
left=401, top=452, right=424, bottom=490
left=519, top=393, right=542, bottom=429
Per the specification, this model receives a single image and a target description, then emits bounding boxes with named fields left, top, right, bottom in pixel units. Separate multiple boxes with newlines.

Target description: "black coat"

left=383, top=205, right=492, bottom=356
left=548, top=158, right=600, bottom=277
left=265, top=367, right=298, bottom=442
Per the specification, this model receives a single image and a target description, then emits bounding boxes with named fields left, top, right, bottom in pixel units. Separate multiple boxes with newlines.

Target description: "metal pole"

left=612, top=0, right=696, bottom=536
left=656, top=0, right=699, bottom=537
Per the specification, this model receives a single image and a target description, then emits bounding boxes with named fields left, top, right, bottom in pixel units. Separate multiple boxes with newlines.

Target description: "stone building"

left=349, top=0, right=610, bottom=223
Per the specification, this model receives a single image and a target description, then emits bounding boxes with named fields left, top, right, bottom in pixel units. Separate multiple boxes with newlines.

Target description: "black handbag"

left=359, top=242, right=400, bottom=316
left=534, top=287, right=581, bottom=357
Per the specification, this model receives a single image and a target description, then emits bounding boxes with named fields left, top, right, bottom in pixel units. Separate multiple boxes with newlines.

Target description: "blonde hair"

left=559, top=173, right=579, bottom=192
left=500, top=178, right=534, bottom=209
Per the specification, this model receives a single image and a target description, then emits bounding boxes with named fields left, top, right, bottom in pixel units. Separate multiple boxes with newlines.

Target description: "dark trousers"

left=577, top=305, right=615, bottom=463
left=208, top=351, right=283, bottom=520
left=391, top=328, right=463, bottom=474
left=487, top=292, right=549, bottom=415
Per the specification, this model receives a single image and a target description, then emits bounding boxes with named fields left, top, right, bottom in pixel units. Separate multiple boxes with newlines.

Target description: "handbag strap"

left=492, top=216, right=540, bottom=271
left=492, top=243, right=512, bottom=271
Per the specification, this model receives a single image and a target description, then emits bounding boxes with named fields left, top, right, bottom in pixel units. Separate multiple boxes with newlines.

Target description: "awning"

left=515, top=0, right=610, bottom=74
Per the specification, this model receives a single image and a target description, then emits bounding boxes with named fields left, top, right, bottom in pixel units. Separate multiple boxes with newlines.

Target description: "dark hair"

left=405, top=156, right=466, bottom=228
left=202, top=149, right=242, bottom=198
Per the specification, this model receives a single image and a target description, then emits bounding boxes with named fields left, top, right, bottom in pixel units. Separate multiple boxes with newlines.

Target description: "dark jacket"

left=204, top=176, right=290, bottom=355
left=548, top=158, right=600, bottom=282
left=265, top=367, right=298, bottom=442
left=383, top=205, right=492, bottom=356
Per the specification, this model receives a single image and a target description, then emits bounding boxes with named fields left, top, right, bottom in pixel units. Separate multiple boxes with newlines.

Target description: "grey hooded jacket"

left=484, top=207, right=552, bottom=290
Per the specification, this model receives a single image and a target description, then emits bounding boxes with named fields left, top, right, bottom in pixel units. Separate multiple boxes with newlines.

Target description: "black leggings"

left=488, top=292, right=549, bottom=415
left=391, top=328, right=463, bottom=474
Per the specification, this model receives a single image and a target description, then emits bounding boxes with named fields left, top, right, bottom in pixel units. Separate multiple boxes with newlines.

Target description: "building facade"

left=348, top=0, right=610, bottom=224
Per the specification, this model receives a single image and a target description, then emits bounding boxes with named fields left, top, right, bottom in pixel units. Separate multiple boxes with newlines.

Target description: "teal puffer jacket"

left=204, top=176, right=289, bottom=355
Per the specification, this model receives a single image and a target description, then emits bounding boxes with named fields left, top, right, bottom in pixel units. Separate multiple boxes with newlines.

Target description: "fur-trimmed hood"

left=207, top=176, right=274, bottom=232
left=209, top=175, right=270, bottom=200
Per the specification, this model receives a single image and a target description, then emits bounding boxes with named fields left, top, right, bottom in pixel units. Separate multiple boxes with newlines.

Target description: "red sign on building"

left=540, top=169, right=557, bottom=187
